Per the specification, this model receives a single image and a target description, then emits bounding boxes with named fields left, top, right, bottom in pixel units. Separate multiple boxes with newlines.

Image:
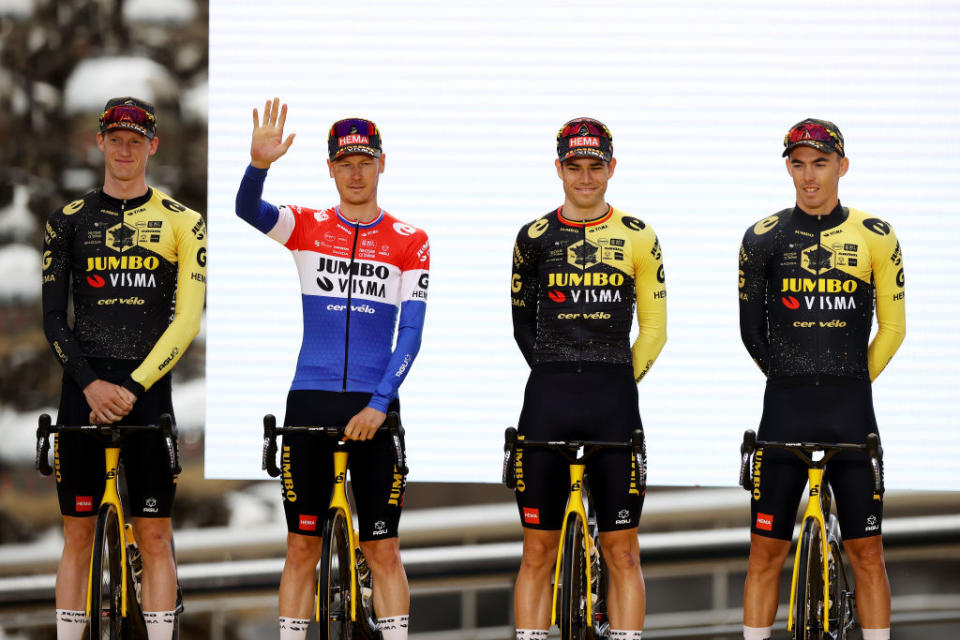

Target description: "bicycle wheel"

left=353, top=549, right=381, bottom=640
left=559, top=512, right=590, bottom=640
left=88, top=504, right=123, bottom=640
left=120, top=535, right=147, bottom=640
left=825, top=518, right=854, bottom=639
left=318, top=509, right=354, bottom=640
left=793, top=518, right=825, bottom=640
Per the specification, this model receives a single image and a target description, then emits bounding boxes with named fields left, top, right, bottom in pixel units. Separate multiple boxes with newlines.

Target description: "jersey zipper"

left=342, top=221, right=360, bottom=391
left=814, top=215, right=822, bottom=386
left=577, top=221, right=586, bottom=373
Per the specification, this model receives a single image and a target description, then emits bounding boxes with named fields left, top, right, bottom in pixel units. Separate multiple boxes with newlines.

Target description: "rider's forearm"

left=236, top=165, right=280, bottom=233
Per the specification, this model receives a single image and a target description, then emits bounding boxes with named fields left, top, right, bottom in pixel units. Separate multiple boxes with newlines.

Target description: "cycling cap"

left=328, top=118, right=382, bottom=161
left=783, top=118, right=844, bottom=157
left=99, top=97, right=157, bottom=139
left=557, top=117, right=613, bottom=163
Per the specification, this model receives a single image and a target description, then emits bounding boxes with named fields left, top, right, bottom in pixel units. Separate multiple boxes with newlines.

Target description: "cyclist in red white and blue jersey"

left=235, top=98, right=426, bottom=640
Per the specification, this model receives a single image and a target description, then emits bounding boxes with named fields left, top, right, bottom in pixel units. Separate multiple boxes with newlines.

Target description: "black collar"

left=790, top=201, right=847, bottom=232
left=96, top=187, right=153, bottom=211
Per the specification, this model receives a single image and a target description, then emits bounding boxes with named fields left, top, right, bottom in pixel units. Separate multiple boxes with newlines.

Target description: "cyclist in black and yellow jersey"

left=42, top=97, right=205, bottom=640
left=739, top=119, right=905, bottom=640
left=511, top=118, right=666, bottom=640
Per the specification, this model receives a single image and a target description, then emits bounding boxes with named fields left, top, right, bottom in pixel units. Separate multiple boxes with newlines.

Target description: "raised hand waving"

left=250, top=97, right=296, bottom=169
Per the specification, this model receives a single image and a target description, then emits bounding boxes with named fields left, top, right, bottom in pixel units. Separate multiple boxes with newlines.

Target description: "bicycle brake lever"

left=503, top=427, right=518, bottom=489
left=262, top=414, right=280, bottom=478
left=389, top=417, right=409, bottom=476
left=865, top=433, right=884, bottom=496
left=36, top=414, right=53, bottom=476
left=159, top=414, right=181, bottom=475
left=739, top=430, right=757, bottom=492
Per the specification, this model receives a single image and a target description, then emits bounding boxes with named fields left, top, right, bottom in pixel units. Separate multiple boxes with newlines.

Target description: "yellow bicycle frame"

left=787, top=466, right=832, bottom=634
left=315, top=449, right=362, bottom=623
left=85, top=446, right=133, bottom=619
left=549, top=462, right=597, bottom=628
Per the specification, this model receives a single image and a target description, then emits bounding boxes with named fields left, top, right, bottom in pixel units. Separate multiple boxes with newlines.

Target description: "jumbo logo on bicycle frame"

left=105, top=470, right=116, bottom=480
left=335, top=472, right=345, bottom=485
left=809, top=485, right=820, bottom=497
left=570, top=480, right=582, bottom=492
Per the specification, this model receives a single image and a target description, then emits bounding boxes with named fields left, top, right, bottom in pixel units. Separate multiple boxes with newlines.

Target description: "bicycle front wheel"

left=794, top=518, right=825, bottom=640
left=559, top=512, right=590, bottom=640
left=318, top=509, right=354, bottom=640
left=88, top=504, right=123, bottom=640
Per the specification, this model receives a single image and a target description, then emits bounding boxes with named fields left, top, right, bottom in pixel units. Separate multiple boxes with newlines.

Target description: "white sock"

left=609, top=631, right=642, bottom=639
left=515, top=630, right=549, bottom=640
left=743, top=625, right=772, bottom=640
left=143, top=610, right=176, bottom=640
left=56, top=610, right=87, bottom=640
left=861, top=630, right=891, bottom=640
left=377, top=615, right=409, bottom=640
left=279, top=617, right=310, bottom=640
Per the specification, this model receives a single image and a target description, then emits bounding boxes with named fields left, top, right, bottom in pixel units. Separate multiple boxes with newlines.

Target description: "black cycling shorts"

left=55, top=358, right=177, bottom=519
left=281, top=390, right=405, bottom=541
left=514, top=363, right=644, bottom=532
left=751, top=379, right=883, bottom=541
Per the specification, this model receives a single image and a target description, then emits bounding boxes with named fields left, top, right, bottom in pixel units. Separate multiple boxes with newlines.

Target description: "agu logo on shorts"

left=76, top=496, right=94, bottom=512
left=755, top=512, right=774, bottom=532
left=523, top=507, right=540, bottom=525
left=299, top=515, right=317, bottom=532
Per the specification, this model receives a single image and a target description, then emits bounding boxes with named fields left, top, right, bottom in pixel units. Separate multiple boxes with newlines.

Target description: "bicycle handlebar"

left=502, top=427, right=647, bottom=491
left=261, top=411, right=407, bottom=478
left=35, top=413, right=180, bottom=477
left=738, top=429, right=884, bottom=495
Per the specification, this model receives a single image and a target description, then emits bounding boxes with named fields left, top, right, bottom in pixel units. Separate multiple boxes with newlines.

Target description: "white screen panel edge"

left=205, top=1, right=960, bottom=490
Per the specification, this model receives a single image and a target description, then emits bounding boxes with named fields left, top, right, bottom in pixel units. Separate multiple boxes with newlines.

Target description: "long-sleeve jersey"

left=235, top=165, right=429, bottom=412
left=511, top=206, right=667, bottom=381
left=41, top=188, right=207, bottom=395
left=738, top=203, right=905, bottom=382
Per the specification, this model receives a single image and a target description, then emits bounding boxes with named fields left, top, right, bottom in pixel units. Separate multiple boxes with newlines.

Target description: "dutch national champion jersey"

left=236, top=166, right=429, bottom=412
left=739, top=204, right=905, bottom=382
left=511, top=206, right=667, bottom=382
left=41, top=188, right=206, bottom=395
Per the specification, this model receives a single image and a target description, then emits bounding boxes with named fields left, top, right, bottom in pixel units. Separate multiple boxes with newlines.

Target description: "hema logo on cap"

left=568, top=136, right=600, bottom=148
left=339, top=134, right=369, bottom=146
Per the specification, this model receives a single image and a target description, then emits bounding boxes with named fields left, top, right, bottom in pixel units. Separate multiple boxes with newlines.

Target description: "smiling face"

left=97, top=129, right=158, bottom=189
left=555, top=156, right=617, bottom=218
left=327, top=152, right=385, bottom=208
left=786, top=145, right=849, bottom=215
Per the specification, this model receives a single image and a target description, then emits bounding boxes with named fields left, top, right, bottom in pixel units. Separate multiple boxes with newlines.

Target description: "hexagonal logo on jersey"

left=105, top=222, right=139, bottom=253
left=800, top=244, right=835, bottom=275
left=567, top=239, right=601, bottom=270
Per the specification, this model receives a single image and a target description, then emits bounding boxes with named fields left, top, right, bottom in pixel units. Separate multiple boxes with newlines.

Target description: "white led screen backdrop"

left=206, top=1, right=960, bottom=489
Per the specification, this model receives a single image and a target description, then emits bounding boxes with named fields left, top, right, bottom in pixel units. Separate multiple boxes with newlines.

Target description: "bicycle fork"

left=317, top=450, right=361, bottom=623
left=86, top=446, right=132, bottom=620
left=551, top=463, right=594, bottom=628
left=788, top=467, right=831, bottom=634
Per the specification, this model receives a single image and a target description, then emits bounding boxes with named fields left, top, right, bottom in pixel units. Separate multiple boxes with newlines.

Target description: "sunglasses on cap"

left=329, top=118, right=378, bottom=138
left=99, top=105, right=156, bottom=130
left=558, top=119, right=609, bottom=139
left=784, top=123, right=840, bottom=147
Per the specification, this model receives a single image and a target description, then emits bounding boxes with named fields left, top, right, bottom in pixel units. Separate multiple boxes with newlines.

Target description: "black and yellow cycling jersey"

left=739, top=203, right=905, bottom=383
left=42, top=188, right=206, bottom=395
left=511, top=206, right=667, bottom=381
